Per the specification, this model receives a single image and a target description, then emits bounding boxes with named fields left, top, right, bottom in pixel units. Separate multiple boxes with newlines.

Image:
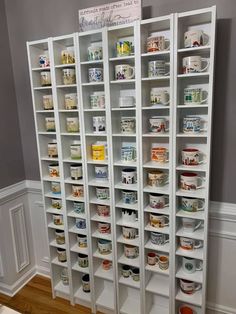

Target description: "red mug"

left=179, top=305, right=194, bottom=314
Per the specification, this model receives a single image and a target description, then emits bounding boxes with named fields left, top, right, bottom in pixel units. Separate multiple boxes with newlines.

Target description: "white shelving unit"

left=27, top=6, right=216, bottom=314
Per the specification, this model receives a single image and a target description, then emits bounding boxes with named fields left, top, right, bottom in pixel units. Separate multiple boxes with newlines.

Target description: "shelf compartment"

left=145, top=264, right=169, bottom=276
left=88, top=179, right=109, bottom=187
left=143, top=185, right=170, bottom=195
left=72, top=262, right=89, bottom=274
left=118, top=254, right=140, bottom=268
left=176, top=227, right=204, bottom=241
left=54, top=281, right=70, bottom=298
left=66, top=195, right=85, bottom=202
left=116, top=219, right=139, bottom=229
left=50, top=239, right=66, bottom=250
left=176, top=209, right=205, bottom=220
left=92, top=230, right=112, bottom=241
left=94, top=264, right=113, bottom=281
left=93, top=249, right=113, bottom=261
left=119, top=275, right=140, bottom=289
left=176, top=246, right=204, bottom=260
left=69, top=226, right=87, bottom=235
left=116, top=200, right=139, bottom=211
left=67, top=211, right=86, bottom=219
left=48, top=222, right=64, bottom=231
left=176, top=267, right=203, bottom=284
left=91, top=213, right=111, bottom=223
left=144, top=205, right=170, bottom=215
left=145, top=223, right=170, bottom=235
left=145, top=240, right=170, bottom=253
left=115, top=182, right=138, bottom=191
left=117, top=234, right=139, bottom=247
left=176, top=288, right=202, bottom=307
left=114, top=160, right=137, bottom=167
left=90, top=197, right=110, bottom=206
left=120, top=289, right=141, bottom=314
left=148, top=304, right=169, bottom=314
left=70, top=243, right=89, bottom=255
left=143, top=161, right=169, bottom=170
left=74, top=286, right=91, bottom=303
left=52, top=257, right=68, bottom=267
left=96, top=287, right=115, bottom=310
left=146, top=274, right=169, bottom=297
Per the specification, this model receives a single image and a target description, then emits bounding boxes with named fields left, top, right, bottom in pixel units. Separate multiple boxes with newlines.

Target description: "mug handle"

left=164, top=62, right=170, bottom=76
left=199, top=58, right=209, bottom=72
left=127, top=66, right=135, bottom=79
left=164, top=195, right=169, bottom=208
left=164, top=215, right=169, bottom=226
left=194, top=283, right=202, bottom=291
left=203, top=33, right=210, bottom=46
left=163, top=91, right=170, bottom=105
left=197, top=199, right=205, bottom=211
left=194, top=221, right=203, bottom=231
left=200, top=90, right=208, bottom=104
left=196, top=176, right=205, bottom=189
left=164, top=239, right=170, bottom=244
left=196, top=261, right=203, bottom=271
left=194, top=240, right=202, bottom=249
left=198, top=152, right=207, bottom=165
left=164, top=39, right=170, bottom=51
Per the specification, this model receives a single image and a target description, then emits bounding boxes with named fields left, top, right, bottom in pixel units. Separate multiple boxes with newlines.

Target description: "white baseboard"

left=207, top=302, right=236, bottom=314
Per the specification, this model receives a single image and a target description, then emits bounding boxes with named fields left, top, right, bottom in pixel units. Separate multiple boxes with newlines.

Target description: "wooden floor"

left=0, top=275, right=103, bottom=314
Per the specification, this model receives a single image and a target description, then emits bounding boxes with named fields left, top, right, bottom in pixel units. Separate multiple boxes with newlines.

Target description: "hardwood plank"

left=0, top=275, right=103, bottom=314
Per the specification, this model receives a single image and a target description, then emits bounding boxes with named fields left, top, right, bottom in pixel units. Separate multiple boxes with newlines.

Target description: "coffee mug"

left=77, top=234, right=87, bottom=248
left=72, top=185, right=84, bottom=197
left=181, top=197, right=205, bottom=212
left=184, top=30, right=209, bottom=48
left=102, top=260, right=112, bottom=270
left=98, top=222, right=111, bottom=234
left=82, top=274, right=90, bottom=293
left=124, top=244, right=139, bottom=259
left=70, top=141, right=81, bottom=160
left=93, top=116, right=106, bottom=133
left=45, top=117, right=55, bottom=132
left=183, top=116, right=206, bottom=134
left=150, top=88, right=169, bottom=106
left=116, top=41, right=132, bottom=57
left=57, top=248, right=67, bottom=262
left=182, top=56, right=209, bottom=74
left=159, top=255, right=169, bottom=270
left=98, top=239, right=112, bottom=254
left=181, top=218, right=202, bottom=233
left=97, top=205, right=110, bottom=217
left=149, top=193, right=169, bottom=209
left=39, top=54, right=50, bottom=67
left=61, top=48, right=75, bottom=64
left=147, top=252, right=158, bottom=265
left=180, top=172, right=204, bottom=191
left=121, top=117, right=136, bottom=134
left=122, top=209, right=137, bottom=223
left=66, top=117, right=79, bottom=133
left=49, top=164, right=59, bottom=177
left=119, top=96, right=135, bottom=108
left=88, top=45, right=103, bottom=61
left=151, top=146, right=169, bottom=163
left=147, top=35, right=170, bottom=52
left=122, top=226, right=138, bottom=239
left=90, top=91, right=105, bottom=109
left=95, top=166, right=108, bottom=180
left=115, top=64, right=135, bottom=80
left=55, top=230, right=65, bottom=245
left=150, top=232, right=169, bottom=246
left=182, top=257, right=203, bottom=274
left=64, top=93, right=77, bottom=109
left=148, top=60, right=169, bottom=77
left=148, top=170, right=168, bottom=187
left=51, top=182, right=61, bottom=194
left=62, top=68, right=76, bottom=85
left=181, top=148, right=205, bottom=166
left=121, top=168, right=137, bottom=184
left=121, top=265, right=131, bottom=278
left=180, top=237, right=203, bottom=250
left=43, top=95, right=53, bottom=110
left=131, top=268, right=140, bottom=281
left=73, top=202, right=85, bottom=214
left=48, top=141, right=58, bottom=158
left=179, top=305, right=195, bottom=314
left=149, top=117, right=168, bottom=133
left=150, top=213, right=169, bottom=228
left=121, top=144, right=136, bottom=162
left=52, top=198, right=62, bottom=209
left=184, top=87, right=208, bottom=105
left=88, top=67, right=103, bottom=82
left=40, top=71, right=51, bottom=86
left=75, top=218, right=86, bottom=229
left=70, top=164, right=82, bottom=180
left=53, top=215, right=63, bottom=225
left=122, top=190, right=137, bottom=204
left=180, top=279, right=201, bottom=294
left=96, top=187, right=109, bottom=200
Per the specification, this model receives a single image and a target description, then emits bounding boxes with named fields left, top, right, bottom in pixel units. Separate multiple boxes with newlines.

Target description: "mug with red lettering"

left=180, top=237, right=202, bottom=250
left=180, top=279, right=201, bottom=294
left=180, top=172, right=204, bottom=191
left=181, top=148, right=205, bottom=166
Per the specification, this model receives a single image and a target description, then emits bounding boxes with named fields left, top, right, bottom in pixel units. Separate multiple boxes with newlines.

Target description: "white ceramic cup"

left=181, top=197, right=205, bottom=212
left=180, top=279, right=201, bottom=294
left=124, top=244, right=139, bottom=259
left=181, top=148, right=205, bottom=166
left=92, top=116, right=106, bottom=134
left=122, top=209, right=137, bottom=223
left=184, top=30, right=209, bottom=48
left=121, top=168, right=137, bottom=184
left=149, top=117, right=168, bottom=133
left=147, top=35, right=170, bottom=52
left=149, top=193, right=169, bottom=209
left=43, top=95, right=53, bottom=110
left=182, top=257, right=203, bottom=274
left=184, top=87, right=208, bottom=105
left=150, top=213, right=169, bottom=228
left=119, top=96, right=135, bottom=107
left=66, top=117, right=79, bottom=133
left=115, top=64, right=135, bottom=80
left=150, top=88, right=169, bottom=106
left=121, top=117, right=136, bottom=134
left=181, top=218, right=202, bottom=233
left=180, top=172, right=204, bottom=191
left=182, top=56, right=209, bottom=74
left=183, top=115, right=207, bottom=134
left=122, top=226, right=138, bottom=239
left=62, top=68, right=76, bottom=85
left=179, top=237, right=202, bottom=250
left=64, top=93, right=77, bottom=109
left=148, top=60, right=170, bottom=77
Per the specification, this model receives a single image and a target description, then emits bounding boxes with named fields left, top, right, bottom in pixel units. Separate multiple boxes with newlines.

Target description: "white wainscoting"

left=0, top=180, right=236, bottom=314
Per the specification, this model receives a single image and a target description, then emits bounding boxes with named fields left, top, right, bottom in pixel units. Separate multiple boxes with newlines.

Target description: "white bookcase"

left=27, top=6, right=216, bottom=314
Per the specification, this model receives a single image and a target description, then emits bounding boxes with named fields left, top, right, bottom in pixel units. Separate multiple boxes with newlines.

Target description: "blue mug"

left=75, top=218, right=86, bottom=229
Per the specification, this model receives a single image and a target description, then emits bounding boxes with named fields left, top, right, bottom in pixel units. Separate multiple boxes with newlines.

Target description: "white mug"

left=122, top=226, right=138, bottom=239
left=115, top=64, right=135, bottom=80
left=93, top=116, right=106, bottom=134
left=182, top=257, right=203, bottom=274
left=181, top=197, right=205, bottom=212
left=180, top=279, right=201, bottom=295
left=150, top=213, right=169, bottom=228
left=148, top=60, right=169, bottom=77
left=121, top=168, right=137, bottom=184
left=149, top=193, right=169, bottom=209
left=62, top=68, right=76, bottom=85
left=184, top=30, right=209, bottom=48
left=149, top=117, right=168, bottom=133
left=121, top=117, right=136, bottom=134
left=119, top=96, right=135, bottom=108
left=183, top=115, right=207, bottom=134
left=122, top=209, right=137, bottom=223
left=181, top=218, right=202, bottom=233
left=64, top=93, right=77, bottom=110
left=179, top=237, right=203, bottom=250
left=180, top=172, right=204, bottom=191
left=184, top=87, right=208, bottom=105
left=182, top=56, right=209, bottom=74
left=150, top=88, right=169, bottom=106
left=181, top=148, right=205, bottom=166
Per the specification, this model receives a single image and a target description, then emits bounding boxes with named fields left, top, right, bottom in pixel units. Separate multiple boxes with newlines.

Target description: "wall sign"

left=78, top=0, right=142, bottom=32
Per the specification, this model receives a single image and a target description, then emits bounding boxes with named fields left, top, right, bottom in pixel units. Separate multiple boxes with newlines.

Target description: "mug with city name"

left=181, top=197, right=205, bottom=212
left=182, top=56, right=209, bottom=74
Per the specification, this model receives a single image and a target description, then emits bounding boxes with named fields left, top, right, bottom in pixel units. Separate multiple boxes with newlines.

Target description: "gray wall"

left=4, top=0, right=236, bottom=202
left=0, top=0, right=25, bottom=188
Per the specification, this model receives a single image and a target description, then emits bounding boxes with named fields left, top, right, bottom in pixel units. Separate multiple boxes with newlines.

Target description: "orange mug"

left=179, top=305, right=194, bottom=314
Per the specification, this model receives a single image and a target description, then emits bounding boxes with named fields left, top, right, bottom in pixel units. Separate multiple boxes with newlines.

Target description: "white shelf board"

left=32, top=66, right=51, bottom=71
left=69, top=226, right=87, bottom=235
left=116, top=200, right=139, bottom=211
left=110, top=79, right=135, bottom=84
left=54, top=63, right=75, bottom=68
left=88, top=179, right=109, bottom=187
left=36, top=109, right=54, bottom=113
left=145, top=240, right=170, bottom=253
left=120, top=297, right=140, bottom=314
left=52, top=257, right=68, bottom=267
left=67, top=211, right=86, bottom=219
left=109, top=55, right=135, bottom=61
left=83, top=108, right=106, bottom=112
left=34, top=86, right=52, bottom=90
left=177, top=72, right=209, bottom=78
left=115, top=182, right=138, bottom=191
left=72, top=262, right=89, bottom=274
left=93, top=249, right=113, bottom=261
left=176, top=164, right=207, bottom=172
left=143, top=161, right=169, bottom=170
left=146, top=275, right=169, bottom=297
left=85, top=133, right=107, bottom=137
left=43, top=176, right=60, bottom=182
left=74, top=286, right=91, bottom=302
left=117, top=234, right=139, bottom=247
left=149, top=304, right=169, bottom=314
left=141, top=51, right=170, bottom=57
left=142, top=105, right=170, bottom=110
left=176, top=209, right=205, bottom=220
left=143, top=185, right=169, bottom=195
left=91, top=214, right=111, bottom=223
left=142, top=133, right=169, bottom=138
left=60, top=132, right=80, bottom=136
left=112, top=133, right=136, bottom=137
left=176, top=189, right=206, bottom=199
left=50, top=239, right=66, bottom=249
left=114, top=160, right=137, bottom=167
left=41, top=157, right=58, bottom=162
left=145, top=223, right=170, bottom=235
left=82, top=82, right=104, bottom=86
left=70, top=243, right=89, bottom=255
left=176, top=266, right=203, bottom=283
left=63, top=158, right=82, bottom=163
left=48, top=222, right=64, bottom=230
left=87, top=159, right=108, bottom=165
left=176, top=227, right=204, bottom=241
left=142, top=76, right=170, bottom=81
left=177, top=104, right=209, bottom=109
left=176, top=246, right=204, bottom=260
left=144, top=205, right=170, bottom=215
left=58, top=109, right=78, bottom=113
left=46, top=207, right=63, bottom=215
left=176, top=288, right=202, bottom=307
left=38, top=131, right=56, bottom=135
left=64, top=178, right=84, bottom=185
left=118, top=254, right=140, bottom=268
left=90, top=197, right=110, bottom=206
left=96, top=288, right=114, bottom=310
left=116, top=219, right=139, bottom=229
left=56, top=84, right=77, bottom=88
left=111, top=107, right=136, bottom=111
left=80, top=60, right=103, bottom=65
left=178, top=45, right=211, bottom=53
left=66, top=195, right=85, bottom=202
left=177, top=132, right=207, bottom=138
left=94, top=264, right=113, bottom=281
left=119, top=275, right=140, bottom=289
left=145, top=263, right=169, bottom=276
left=92, top=230, right=112, bottom=241
left=54, top=281, right=70, bottom=296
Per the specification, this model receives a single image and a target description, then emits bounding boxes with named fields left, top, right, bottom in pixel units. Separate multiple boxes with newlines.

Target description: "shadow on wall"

left=210, top=18, right=231, bottom=201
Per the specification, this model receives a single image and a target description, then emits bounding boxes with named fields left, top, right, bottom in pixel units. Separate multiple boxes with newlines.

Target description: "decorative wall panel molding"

left=9, top=204, right=30, bottom=273
left=0, top=253, right=4, bottom=277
